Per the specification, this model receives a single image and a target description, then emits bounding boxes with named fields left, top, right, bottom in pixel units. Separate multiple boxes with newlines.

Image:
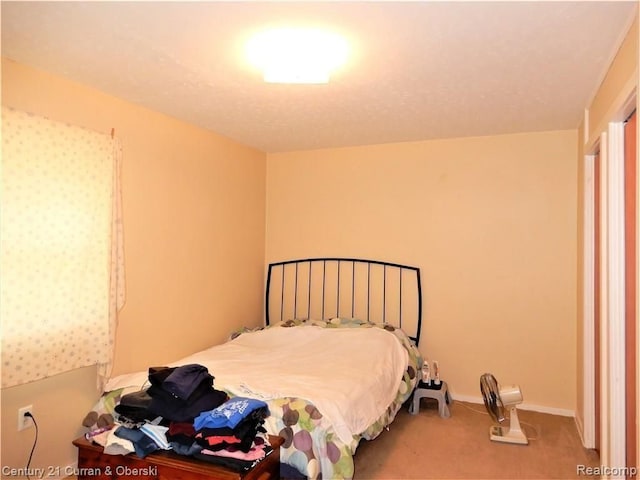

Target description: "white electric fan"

left=480, top=373, right=528, bottom=445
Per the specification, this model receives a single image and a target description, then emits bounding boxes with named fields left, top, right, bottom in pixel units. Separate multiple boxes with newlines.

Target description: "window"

left=1, top=106, right=124, bottom=388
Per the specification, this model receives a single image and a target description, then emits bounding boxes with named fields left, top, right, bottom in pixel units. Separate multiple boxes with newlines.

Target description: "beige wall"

left=588, top=15, right=638, bottom=146
left=1, top=58, right=267, bottom=474
left=266, top=130, right=578, bottom=412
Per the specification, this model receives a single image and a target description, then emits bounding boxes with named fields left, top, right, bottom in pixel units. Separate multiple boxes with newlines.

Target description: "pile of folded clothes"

left=85, top=363, right=273, bottom=472
left=146, top=364, right=228, bottom=422
left=190, top=396, right=272, bottom=472
left=102, top=363, right=229, bottom=458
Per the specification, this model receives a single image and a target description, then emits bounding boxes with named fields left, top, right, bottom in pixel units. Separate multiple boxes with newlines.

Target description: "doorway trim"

left=582, top=151, right=596, bottom=449
left=606, top=121, right=627, bottom=472
left=582, top=86, right=636, bottom=474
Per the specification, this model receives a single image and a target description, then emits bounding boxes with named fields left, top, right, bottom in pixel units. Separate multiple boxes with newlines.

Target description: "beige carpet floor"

left=352, top=399, right=600, bottom=479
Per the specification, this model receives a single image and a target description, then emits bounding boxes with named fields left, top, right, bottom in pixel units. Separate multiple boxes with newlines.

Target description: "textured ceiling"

left=1, top=1, right=637, bottom=153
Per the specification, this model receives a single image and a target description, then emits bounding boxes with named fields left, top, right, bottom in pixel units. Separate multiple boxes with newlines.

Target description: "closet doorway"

left=623, top=110, right=636, bottom=475
left=594, top=149, right=601, bottom=455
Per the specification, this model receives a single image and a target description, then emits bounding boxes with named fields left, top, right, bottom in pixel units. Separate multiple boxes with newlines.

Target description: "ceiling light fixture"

left=246, top=27, right=348, bottom=84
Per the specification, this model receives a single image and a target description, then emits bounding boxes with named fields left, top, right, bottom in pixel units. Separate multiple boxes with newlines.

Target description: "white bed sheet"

left=105, top=325, right=408, bottom=444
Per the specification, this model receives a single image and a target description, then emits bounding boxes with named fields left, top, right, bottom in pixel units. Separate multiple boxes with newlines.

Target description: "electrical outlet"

left=18, top=405, right=33, bottom=431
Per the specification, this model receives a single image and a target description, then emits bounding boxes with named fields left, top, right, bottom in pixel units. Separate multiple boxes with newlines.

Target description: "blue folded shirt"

left=193, top=397, right=268, bottom=430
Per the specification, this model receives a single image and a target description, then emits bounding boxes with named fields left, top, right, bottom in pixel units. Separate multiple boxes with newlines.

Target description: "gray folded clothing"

left=115, top=389, right=154, bottom=423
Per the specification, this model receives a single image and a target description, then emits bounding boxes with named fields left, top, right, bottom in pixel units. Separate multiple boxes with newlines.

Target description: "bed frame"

left=266, top=257, right=422, bottom=345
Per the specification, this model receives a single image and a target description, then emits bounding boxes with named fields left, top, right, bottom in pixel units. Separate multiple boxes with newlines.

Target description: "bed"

left=79, top=258, right=423, bottom=479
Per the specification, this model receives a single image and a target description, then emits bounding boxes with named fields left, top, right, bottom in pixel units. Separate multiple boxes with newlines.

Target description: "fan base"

left=490, top=425, right=529, bottom=445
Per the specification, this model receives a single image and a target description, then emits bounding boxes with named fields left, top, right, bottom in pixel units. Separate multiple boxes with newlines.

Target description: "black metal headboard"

left=266, top=258, right=422, bottom=345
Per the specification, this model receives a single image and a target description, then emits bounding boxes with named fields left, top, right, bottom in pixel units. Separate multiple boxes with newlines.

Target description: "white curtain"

left=1, top=106, right=125, bottom=388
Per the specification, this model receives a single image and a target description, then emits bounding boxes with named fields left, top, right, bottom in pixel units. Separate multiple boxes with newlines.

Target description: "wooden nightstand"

left=72, top=434, right=283, bottom=480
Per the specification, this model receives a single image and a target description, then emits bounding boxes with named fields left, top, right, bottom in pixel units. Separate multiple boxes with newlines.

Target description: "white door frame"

left=582, top=87, right=636, bottom=476
left=606, top=120, right=627, bottom=474
left=582, top=150, right=596, bottom=450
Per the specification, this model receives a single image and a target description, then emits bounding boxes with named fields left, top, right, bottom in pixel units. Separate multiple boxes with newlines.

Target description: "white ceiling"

left=1, top=1, right=637, bottom=153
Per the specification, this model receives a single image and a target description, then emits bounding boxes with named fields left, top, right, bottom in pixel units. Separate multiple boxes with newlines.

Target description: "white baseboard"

left=451, top=393, right=575, bottom=418
left=574, top=413, right=588, bottom=447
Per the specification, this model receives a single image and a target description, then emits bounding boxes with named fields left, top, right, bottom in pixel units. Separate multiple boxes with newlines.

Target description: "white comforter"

left=105, top=325, right=408, bottom=444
